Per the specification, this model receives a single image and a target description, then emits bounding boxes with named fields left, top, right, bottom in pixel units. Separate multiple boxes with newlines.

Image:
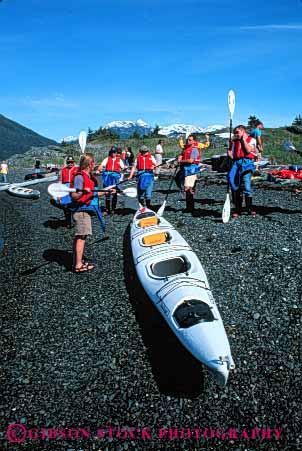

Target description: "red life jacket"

left=105, top=156, right=122, bottom=172
left=232, top=137, right=255, bottom=160
left=61, top=165, right=78, bottom=184
left=121, top=150, right=127, bottom=160
left=181, top=142, right=201, bottom=164
left=137, top=153, right=154, bottom=170
left=73, top=170, right=98, bottom=205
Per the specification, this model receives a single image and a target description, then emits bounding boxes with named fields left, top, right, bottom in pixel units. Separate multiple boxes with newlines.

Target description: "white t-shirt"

left=0, top=163, right=8, bottom=174
left=155, top=144, right=163, bottom=154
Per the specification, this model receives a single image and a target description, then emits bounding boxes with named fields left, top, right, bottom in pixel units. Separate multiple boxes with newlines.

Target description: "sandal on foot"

left=82, top=262, right=95, bottom=270
left=74, top=263, right=95, bottom=273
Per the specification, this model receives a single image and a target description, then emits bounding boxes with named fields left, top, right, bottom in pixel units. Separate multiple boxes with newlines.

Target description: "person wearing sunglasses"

left=177, top=133, right=210, bottom=213
left=228, top=125, right=257, bottom=218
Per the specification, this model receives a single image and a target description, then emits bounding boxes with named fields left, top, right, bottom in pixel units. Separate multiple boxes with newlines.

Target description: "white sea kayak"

left=7, top=185, right=40, bottom=200
left=0, top=175, right=58, bottom=193
left=130, top=207, right=235, bottom=387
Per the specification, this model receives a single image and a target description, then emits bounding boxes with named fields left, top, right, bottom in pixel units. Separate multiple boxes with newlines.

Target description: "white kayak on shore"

left=7, top=185, right=40, bottom=199
left=0, top=175, right=58, bottom=193
left=130, top=206, right=235, bottom=387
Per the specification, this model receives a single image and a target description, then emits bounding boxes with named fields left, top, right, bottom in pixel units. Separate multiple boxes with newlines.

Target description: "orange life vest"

left=73, top=170, right=98, bottom=205
left=61, top=165, right=78, bottom=184
left=232, top=137, right=255, bottom=160
left=181, top=142, right=201, bottom=164
left=137, top=153, right=154, bottom=170
left=105, top=156, right=122, bottom=172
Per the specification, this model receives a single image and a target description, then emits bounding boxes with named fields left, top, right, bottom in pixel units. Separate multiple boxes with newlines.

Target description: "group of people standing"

left=55, top=124, right=263, bottom=272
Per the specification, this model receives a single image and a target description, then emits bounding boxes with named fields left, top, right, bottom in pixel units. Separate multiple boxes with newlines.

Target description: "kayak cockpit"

left=173, top=299, right=215, bottom=328
left=137, top=216, right=159, bottom=228
left=136, top=211, right=156, bottom=220
left=142, top=232, right=171, bottom=246
left=151, top=256, right=189, bottom=277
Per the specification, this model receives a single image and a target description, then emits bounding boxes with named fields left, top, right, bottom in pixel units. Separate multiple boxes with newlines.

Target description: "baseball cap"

left=140, top=145, right=149, bottom=152
left=66, top=155, right=74, bottom=162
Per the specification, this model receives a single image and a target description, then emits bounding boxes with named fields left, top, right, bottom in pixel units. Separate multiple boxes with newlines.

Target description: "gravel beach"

left=0, top=171, right=301, bottom=451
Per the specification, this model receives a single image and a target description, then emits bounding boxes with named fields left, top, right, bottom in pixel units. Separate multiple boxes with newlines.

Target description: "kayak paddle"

left=157, top=164, right=179, bottom=217
left=222, top=89, right=235, bottom=223
left=48, top=183, right=137, bottom=199
left=79, top=131, right=87, bottom=153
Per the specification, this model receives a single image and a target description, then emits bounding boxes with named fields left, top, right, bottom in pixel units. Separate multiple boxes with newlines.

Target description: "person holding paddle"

left=128, top=145, right=156, bottom=208
left=71, top=153, right=115, bottom=273
left=228, top=125, right=257, bottom=218
left=96, top=146, right=125, bottom=215
left=177, top=133, right=210, bottom=213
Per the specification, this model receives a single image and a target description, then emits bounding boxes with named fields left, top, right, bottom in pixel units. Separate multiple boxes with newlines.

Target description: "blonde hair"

left=79, top=153, right=95, bottom=170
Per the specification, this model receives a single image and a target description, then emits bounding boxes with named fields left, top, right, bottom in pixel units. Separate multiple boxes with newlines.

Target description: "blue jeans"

left=138, top=178, right=154, bottom=201
left=1, top=174, right=8, bottom=183
left=241, top=170, right=252, bottom=196
left=229, top=158, right=254, bottom=196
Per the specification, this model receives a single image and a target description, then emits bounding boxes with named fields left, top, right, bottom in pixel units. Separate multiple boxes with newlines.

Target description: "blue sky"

left=1, top=0, right=302, bottom=141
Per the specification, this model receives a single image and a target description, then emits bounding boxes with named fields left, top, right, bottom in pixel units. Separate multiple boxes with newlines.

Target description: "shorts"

left=73, top=211, right=92, bottom=236
left=184, top=174, right=197, bottom=188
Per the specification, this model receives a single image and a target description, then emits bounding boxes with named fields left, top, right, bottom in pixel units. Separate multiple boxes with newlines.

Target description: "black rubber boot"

left=111, top=194, right=117, bottom=214
left=245, top=196, right=256, bottom=216
left=185, top=192, right=194, bottom=212
left=146, top=199, right=152, bottom=209
left=64, top=209, right=72, bottom=228
left=232, top=190, right=242, bottom=218
left=105, top=198, right=111, bottom=215
left=139, top=198, right=145, bottom=206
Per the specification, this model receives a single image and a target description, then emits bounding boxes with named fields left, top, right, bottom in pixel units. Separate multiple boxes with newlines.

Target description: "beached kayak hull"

left=130, top=207, right=235, bottom=387
left=7, top=185, right=40, bottom=199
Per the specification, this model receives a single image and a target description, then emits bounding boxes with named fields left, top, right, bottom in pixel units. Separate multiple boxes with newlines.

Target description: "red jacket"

left=181, top=142, right=201, bottom=164
left=232, top=137, right=255, bottom=160
left=105, top=156, right=122, bottom=172
left=73, top=170, right=98, bottom=205
left=61, top=166, right=78, bottom=184
left=137, top=153, right=154, bottom=170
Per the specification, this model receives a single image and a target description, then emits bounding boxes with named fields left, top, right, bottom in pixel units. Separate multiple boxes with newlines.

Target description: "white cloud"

left=240, top=24, right=302, bottom=30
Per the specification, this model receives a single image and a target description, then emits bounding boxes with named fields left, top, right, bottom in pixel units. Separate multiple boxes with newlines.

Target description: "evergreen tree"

left=130, top=131, right=141, bottom=139
left=151, top=124, right=160, bottom=137
left=247, top=115, right=261, bottom=128
left=87, top=127, right=94, bottom=142
left=292, top=115, right=302, bottom=126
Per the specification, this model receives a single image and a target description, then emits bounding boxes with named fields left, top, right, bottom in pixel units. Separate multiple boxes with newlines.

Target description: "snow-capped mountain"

left=60, top=136, right=78, bottom=143
left=158, top=124, right=205, bottom=137
left=204, top=124, right=226, bottom=133
left=104, top=119, right=152, bottom=138
left=158, top=123, right=226, bottom=137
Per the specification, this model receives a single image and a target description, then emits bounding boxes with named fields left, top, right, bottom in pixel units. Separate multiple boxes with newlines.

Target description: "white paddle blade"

left=228, top=90, right=235, bottom=119
left=157, top=201, right=166, bottom=217
left=79, top=131, right=87, bottom=153
left=48, top=183, right=75, bottom=199
left=122, top=187, right=137, bottom=198
left=222, top=193, right=231, bottom=223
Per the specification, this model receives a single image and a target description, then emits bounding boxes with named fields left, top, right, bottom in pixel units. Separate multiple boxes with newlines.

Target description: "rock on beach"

left=0, top=170, right=301, bottom=450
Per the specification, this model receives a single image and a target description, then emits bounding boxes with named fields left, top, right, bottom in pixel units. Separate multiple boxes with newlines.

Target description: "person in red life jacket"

left=128, top=145, right=156, bottom=208
left=60, top=155, right=78, bottom=186
left=177, top=133, right=210, bottom=213
left=71, top=153, right=115, bottom=273
left=96, top=147, right=125, bottom=215
left=58, top=155, right=78, bottom=227
left=228, top=125, right=257, bottom=218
